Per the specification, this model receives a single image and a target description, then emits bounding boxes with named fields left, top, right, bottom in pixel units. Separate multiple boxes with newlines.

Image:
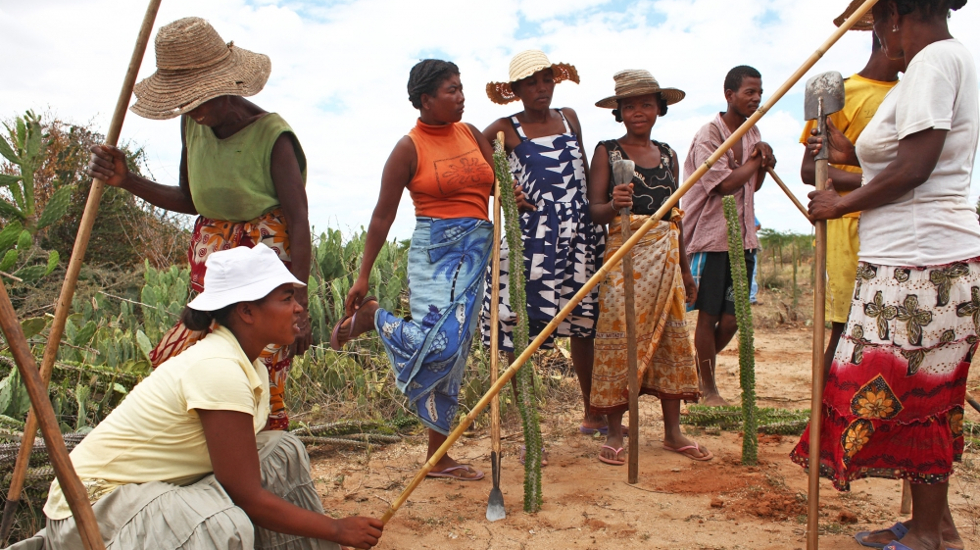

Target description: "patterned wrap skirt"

left=148, top=209, right=295, bottom=431
left=590, top=214, right=700, bottom=415
left=791, top=257, right=979, bottom=490
left=376, top=217, right=492, bottom=435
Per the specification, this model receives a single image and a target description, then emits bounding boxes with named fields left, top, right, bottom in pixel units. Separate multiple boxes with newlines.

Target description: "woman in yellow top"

left=85, top=17, right=310, bottom=431
left=12, top=245, right=382, bottom=549
left=332, top=60, right=504, bottom=481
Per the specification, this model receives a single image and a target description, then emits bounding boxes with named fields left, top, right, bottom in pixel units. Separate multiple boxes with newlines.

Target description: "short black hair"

left=180, top=303, right=237, bottom=331
left=724, top=65, right=762, bottom=94
left=612, top=94, right=669, bottom=122
left=891, top=0, right=967, bottom=18
left=407, top=59, right=460, bottom=109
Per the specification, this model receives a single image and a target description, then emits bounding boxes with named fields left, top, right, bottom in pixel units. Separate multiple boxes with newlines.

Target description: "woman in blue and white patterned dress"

left=484, top=50, right=606, bottom=434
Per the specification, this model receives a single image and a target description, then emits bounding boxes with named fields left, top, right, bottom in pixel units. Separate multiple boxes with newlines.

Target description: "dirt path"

left=309, top=317, right=980, bottom=549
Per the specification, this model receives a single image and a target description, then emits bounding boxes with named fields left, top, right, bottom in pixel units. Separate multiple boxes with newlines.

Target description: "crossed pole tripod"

left=380, top=6, right=879, bottom=550
left=0, top=1, right=161, bottom=547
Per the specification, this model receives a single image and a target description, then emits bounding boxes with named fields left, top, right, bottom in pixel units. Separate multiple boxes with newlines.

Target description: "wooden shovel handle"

left=619, top=210, right=640, bottom=484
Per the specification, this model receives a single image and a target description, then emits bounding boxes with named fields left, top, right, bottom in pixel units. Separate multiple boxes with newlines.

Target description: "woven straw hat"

left=595, top=70, right=685, bottom=109
left=131, top=17, right=271, bottom=120
left=834, top=0, right=875, bottom=31
left=486, top=50, right=579, bottom=105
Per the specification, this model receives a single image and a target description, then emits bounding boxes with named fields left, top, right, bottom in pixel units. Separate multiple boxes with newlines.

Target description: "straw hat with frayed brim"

left=595, top=70, right=685, bottom=109
left=834, top=0, right=875, bottom=31
left=486, top=50, right=579, bottom=105
left=131, top=17, right=271, bottom=120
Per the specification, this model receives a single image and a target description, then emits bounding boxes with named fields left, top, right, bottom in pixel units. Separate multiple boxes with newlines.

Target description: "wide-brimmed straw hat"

left=186, top=244, right=304, bottom=312
left=486, top=50, right=579, bottom=105
left=834, top=0, right=875, bottom=30
left=595, top=70, right=685, bottom=109
left=131, top=17, right=271, bottom=120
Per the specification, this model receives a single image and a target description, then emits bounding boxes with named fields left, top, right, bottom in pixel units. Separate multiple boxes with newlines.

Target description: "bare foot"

left=700, top=392, right=730, bottom=407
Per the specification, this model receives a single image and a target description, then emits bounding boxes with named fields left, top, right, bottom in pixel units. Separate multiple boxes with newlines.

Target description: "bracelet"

left=609, top=201, right=618, bottom=213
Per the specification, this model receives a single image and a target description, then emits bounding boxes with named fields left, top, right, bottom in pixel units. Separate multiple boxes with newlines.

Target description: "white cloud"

left=2, top=0, right=978, bottom=240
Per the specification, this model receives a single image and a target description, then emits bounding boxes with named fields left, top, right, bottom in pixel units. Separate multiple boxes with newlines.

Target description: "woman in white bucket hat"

left=85, top=17, right=312, bottom=433
left=15, top=245, right=384, bottom=550
left=482, top=50, right=607, bottom=443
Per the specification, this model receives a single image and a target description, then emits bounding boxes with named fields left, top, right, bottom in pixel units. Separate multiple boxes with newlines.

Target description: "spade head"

left=612, top=159, right=635, bottom=187
left=804, top=71, right=845, bottom=121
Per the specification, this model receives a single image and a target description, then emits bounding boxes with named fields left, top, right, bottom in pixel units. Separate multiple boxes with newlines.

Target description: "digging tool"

left=766, top=167, right=812, bottom=222
left=378, top=0, right=878, bottom=525
left=486, top=132, right=506, bottom=523
left=612, top=159, right=640, bottom=484
left=0, top=1, right=162, bottom=543
left=967, top=391, right=980, bottom=414
left=804, top=69, right=846, bottom=550
left=0, top=282, right=105, bottom=550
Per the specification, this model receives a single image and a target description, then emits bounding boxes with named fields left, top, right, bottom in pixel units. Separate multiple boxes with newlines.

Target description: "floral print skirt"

left=791, top=257, right=980, bottom=490
left=590, top=215, right=699, bottom=416
left=376, top=217, right=492, bottom=436
left=148, top=209, right=295, bottom=431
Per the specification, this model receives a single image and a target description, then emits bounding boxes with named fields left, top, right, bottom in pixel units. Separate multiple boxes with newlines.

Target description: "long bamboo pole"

left=0, top=0, right=161, bottom=543
left=0, top=283, right=104, bottom=549
left=378, top=0, right=878, bottom=525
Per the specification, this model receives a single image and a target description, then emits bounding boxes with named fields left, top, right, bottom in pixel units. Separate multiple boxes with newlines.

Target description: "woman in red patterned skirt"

left=794, top=1, right=977, bottom=549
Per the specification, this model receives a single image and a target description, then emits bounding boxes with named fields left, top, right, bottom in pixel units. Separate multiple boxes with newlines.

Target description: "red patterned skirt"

left=791, top=257, right=978, bottom=490
left=148, top=209, right=295, bottom=431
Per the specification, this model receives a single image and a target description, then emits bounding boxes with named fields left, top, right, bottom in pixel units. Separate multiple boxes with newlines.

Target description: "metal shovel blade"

left=803, top=71, right=845, bottom=121
left=612, top=159, right=636, bottom=187
left=486, top=451, right=506, bottom=521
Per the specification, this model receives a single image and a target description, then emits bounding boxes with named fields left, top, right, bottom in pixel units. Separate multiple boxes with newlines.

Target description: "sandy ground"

left=307, top=299, right=980, bottom=550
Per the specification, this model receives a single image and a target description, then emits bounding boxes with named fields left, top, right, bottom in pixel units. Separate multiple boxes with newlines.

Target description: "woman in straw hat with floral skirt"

left=588, top=70, right=710, bottom=465
left=483, top=51, right=607, bottom=442
left=85, top=17, right=311, bottom=432
left=10, top=245, right=383, bottom=549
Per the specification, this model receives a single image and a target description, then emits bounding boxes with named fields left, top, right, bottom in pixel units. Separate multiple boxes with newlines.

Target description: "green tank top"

left=184, top=113, right=307, bottom=222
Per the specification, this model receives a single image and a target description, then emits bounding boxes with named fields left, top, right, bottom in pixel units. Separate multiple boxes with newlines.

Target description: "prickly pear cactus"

left=723, top=196, right=758, bottom=465
left=493, top=139, right=543, bottom=511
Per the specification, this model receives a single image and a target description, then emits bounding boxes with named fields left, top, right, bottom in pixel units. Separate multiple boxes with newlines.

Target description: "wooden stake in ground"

left=804, top=70, right=845, bottom=550
left=378, top=0, right=877, bottom=523
left=611, top=159, right=639, bottom=484
left=0, top=282, right=105, bottom=550
left=0, top=0, right=162, bottom=543
left=486, top=132, right=505, bottom=522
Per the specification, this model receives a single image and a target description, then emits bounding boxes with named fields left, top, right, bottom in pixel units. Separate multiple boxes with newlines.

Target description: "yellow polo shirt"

left=800, top=73, right=899, bottom=218
left=43, top=326, right=269, bottom=520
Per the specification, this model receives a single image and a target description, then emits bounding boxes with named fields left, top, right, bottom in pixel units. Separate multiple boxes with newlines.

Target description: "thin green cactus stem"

left=493, top=139, right=543, bottom=511
left=722, top=196, right=758, bottom=465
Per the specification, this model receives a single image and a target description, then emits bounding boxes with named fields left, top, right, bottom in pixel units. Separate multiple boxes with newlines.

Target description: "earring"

left=892, top=25, right=899, bottom=32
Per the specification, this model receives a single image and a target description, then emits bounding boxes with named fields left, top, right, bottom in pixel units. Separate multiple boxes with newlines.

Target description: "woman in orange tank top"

left=330, top=60, right=500, bottom=481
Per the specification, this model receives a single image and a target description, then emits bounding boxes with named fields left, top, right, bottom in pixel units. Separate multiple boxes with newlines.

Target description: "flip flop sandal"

left=854, top=522, right=909, bottom=549
left=598, top=445, right=626, bottom=466
left=519, top=445, right=549, bottom=467
left=663, top=442, right=714, bottom=461
left=329, top=296, right=378, bottom=351
left=883, top=543, right=914, bottom=550
left=425, top=465, right=485, bottom=481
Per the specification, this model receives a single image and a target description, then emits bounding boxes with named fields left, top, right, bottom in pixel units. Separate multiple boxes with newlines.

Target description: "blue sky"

left=1, top=0, right=978, bottom=240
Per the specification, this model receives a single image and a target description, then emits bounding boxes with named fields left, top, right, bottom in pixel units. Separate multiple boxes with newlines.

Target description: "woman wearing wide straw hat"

left=332, top=59, right=497, bottom=481
left=793, top=1, right=975, bottom=549
left=85, top=17, right=311, bottom=432
left=10, top=245, right=383, bottom=549
left=588, top=70, right=710, bottom=466
left=483, top=50, right=607, bottom=440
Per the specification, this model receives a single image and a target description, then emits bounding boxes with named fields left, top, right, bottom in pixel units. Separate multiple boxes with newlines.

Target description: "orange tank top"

left=407, top=119, right=494, bottom=220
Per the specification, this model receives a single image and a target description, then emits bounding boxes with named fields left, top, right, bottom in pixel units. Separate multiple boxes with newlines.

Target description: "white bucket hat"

left=187, top=244, right=304, bottom=311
